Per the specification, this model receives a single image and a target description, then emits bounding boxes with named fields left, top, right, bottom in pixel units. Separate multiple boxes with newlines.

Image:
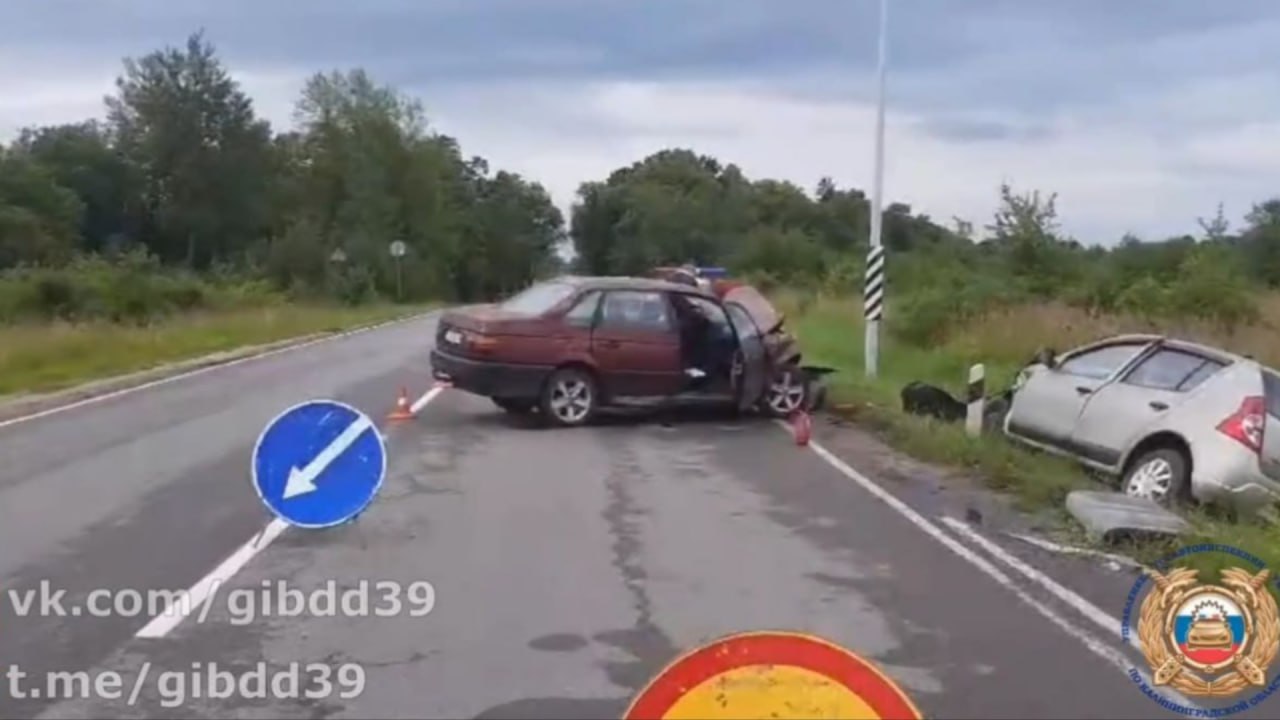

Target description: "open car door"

left=724, top=301, right=769, bottom=410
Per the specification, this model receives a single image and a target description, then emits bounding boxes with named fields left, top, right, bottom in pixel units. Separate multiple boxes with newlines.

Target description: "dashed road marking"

left=795, top=431, right=1201, bottom=711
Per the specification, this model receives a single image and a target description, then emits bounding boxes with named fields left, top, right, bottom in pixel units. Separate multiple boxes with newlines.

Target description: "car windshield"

left=499, top=282, right=577, bottom=315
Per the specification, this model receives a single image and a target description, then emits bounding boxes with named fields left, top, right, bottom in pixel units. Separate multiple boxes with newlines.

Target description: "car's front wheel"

left=760, top=366, right=809, bottom=418
left=1122, top=447, right=1191, bottom=507
left=540, top=367, right=598, bottom=427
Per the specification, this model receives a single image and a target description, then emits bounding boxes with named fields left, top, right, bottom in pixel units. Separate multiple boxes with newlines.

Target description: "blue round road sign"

left=252, top=399, right=387, bottom=528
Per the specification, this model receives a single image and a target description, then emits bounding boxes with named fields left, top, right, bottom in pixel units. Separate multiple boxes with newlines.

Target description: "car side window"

left=599, top=291, right=673, bottom=332
left=1177, top=357, right=1227, bottom=392
left=725, top=303, right=760, bottom=341
left=1056, top=342, right=1147, bottom=380
left=1123, top=349, right=1223, bottom=392
left=563, top=291, right=601, bottom=328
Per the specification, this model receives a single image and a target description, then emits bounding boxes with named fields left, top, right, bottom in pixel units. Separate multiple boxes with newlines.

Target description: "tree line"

left=4, top=32, right=1279, bottom=336
left=0, top=32, right=565, bottom=314
left=569, top=149, right=1280, bottom=341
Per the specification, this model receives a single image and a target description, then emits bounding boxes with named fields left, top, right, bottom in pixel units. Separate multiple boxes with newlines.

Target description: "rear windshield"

left=499, top=282, right=577, bottom=315
left=1263, top=369, right=1280, bottom=419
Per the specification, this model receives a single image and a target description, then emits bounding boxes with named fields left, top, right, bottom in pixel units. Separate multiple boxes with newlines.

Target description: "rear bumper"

left=1190, top=435, right=1280, bottom=513
left=430, top=348, right=550, bottom=399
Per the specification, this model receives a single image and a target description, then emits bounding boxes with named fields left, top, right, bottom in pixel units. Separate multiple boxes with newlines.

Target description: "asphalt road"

left=0, top=313, right=1256, bottom=719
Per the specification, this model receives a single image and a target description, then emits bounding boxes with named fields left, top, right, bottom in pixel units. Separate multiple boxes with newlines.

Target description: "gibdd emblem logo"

left=1137, top=565, right=1278, bottom=698
left=1136, top=563, right=1274, bottom=691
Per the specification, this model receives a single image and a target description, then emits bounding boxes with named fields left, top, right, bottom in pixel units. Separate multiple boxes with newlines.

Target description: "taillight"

left=1217, top=396, right=1265, bottom=453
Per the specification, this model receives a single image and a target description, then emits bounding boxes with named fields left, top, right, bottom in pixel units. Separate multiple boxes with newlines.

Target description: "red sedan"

left=430, top=276, right=820, bottom=426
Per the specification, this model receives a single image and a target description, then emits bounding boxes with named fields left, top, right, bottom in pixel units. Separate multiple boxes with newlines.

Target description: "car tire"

left=760, top=365, right=809, bottom=418
left=540, top=367, right=598, bottom=427
left=1122, top=447, right=1191, bottom=507
left=493, top=398, right=536, bottom=415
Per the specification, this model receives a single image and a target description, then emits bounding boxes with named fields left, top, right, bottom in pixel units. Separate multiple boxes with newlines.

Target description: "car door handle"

left=1149, top=401, right=1169, bottom=411
left=1075, top=386, right=1093, bottom=395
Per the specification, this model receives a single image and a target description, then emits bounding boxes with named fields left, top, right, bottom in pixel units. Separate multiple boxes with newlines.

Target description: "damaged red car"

left=430, top=276, right=830, bottom=426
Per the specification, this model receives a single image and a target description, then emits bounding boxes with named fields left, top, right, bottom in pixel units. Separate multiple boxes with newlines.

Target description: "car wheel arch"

left=543, top=360, right=601, bottom=396
left=1121, top=431, right=1194, bottom=499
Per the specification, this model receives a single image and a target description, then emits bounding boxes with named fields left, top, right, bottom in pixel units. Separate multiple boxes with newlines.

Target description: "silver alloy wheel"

left=548, top=376, right=592, bottom=424
left=766, top=368, right=806, bottom=415
left=1125, top=457, right=1174, bottom=502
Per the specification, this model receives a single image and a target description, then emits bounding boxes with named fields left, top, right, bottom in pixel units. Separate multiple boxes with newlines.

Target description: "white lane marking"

left=1004, top=530, right=1148, bottom=570
left=0, top=312, right=436, bottom=431
left=135, top=519, right=288, bottom=639
left=939, top=517, right=1199, bottom=708
left=409, top=384, right=448, bottom=415
left=798, top=434, right=1202, bottom=710
left=135, top=383, right=446, bottom=640
left=941, top=516, right=1131, bottom=642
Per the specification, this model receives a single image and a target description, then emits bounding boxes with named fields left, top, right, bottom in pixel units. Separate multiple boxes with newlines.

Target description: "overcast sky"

left=3, top=0, right=1279, bottom=244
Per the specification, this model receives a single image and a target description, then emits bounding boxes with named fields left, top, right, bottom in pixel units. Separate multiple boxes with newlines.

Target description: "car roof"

left=553, top=275, right=715, bottom=296
left=1092, top=333, right=1249, bottom=365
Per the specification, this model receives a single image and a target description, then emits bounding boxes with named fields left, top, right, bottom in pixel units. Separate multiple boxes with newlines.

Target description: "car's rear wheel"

left=493, top=398, right=536, bottom=414
left=540, top=367, right=598, bottom=427
left=761, top=365, right=808, bottom=418
left=1122, top=447, right=1190, bottom=507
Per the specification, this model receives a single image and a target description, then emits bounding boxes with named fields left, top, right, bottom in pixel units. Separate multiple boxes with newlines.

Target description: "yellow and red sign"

left=624, top=631, right=924, bottom=720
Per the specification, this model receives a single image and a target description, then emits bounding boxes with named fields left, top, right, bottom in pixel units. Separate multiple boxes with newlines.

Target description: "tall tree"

left=106, top=31, right=273, bottom=269
left=0, top=146, right=83, bottom=268
left=13, top=121, right=136, bottom=254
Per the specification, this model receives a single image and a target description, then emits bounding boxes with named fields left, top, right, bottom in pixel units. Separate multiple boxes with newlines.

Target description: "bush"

left=0, top=250, right=285, bottom=324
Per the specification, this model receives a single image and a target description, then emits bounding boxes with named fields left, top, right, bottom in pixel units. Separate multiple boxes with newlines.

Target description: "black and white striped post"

left=864, top=0, right=889, bottom=379
left=864, top=244, right=885, bottom=375
left=965, top=363, right=985, bottom=437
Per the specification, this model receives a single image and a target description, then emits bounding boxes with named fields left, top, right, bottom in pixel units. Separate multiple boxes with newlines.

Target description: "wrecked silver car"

left=1002, top=333, right=1280, bottom=513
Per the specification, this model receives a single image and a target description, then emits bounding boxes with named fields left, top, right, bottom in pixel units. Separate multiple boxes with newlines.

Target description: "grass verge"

left=0, top=303, right=431, bottom=397
left=781, top=291, right=1280, bottom=584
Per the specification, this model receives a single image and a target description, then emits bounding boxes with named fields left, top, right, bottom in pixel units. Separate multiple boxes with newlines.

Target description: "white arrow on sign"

left=283, top=415, right=375, bottom=499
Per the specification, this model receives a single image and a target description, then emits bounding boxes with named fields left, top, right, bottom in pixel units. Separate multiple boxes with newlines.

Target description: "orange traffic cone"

left=387, top=387, right=415, bottom=422
left=792, top=410, right=812, bottom=446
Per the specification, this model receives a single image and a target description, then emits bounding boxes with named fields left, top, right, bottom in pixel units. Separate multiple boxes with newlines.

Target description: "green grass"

left=781, top=290, right=1280, bottom=585
left=0, top=303, right=429, bottom=397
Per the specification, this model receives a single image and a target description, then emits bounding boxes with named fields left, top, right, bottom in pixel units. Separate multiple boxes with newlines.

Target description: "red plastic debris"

left=792, top=410, right=812, bottom=446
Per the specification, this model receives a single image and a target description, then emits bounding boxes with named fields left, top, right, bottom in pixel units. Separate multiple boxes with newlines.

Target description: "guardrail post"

left=965, top=363, right=985, bottom=437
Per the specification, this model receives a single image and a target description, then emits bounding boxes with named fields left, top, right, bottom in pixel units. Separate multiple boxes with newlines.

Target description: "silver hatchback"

left=1003, top=334, right=1280, bottom=513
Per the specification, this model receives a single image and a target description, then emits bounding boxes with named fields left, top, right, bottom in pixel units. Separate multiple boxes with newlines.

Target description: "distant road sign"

left=330, top=248, right=347, bottom=264
left=389, top=240, right=407, bottom=258
left=625, top=631, right=923, bottom=719
left=251, top=400, right=387, bottom=528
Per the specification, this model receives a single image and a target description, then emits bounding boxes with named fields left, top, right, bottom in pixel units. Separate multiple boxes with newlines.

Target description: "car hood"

left=724, top=285, right=784, bottom=335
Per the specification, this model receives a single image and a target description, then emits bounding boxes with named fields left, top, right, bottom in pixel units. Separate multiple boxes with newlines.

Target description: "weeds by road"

left=782, top=290, right=1280, bottom=584
left=0, top=304, right=426, bottom=397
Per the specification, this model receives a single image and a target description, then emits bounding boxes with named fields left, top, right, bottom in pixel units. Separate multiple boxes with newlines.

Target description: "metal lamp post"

left=864, top=0, right=889, bottom=378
